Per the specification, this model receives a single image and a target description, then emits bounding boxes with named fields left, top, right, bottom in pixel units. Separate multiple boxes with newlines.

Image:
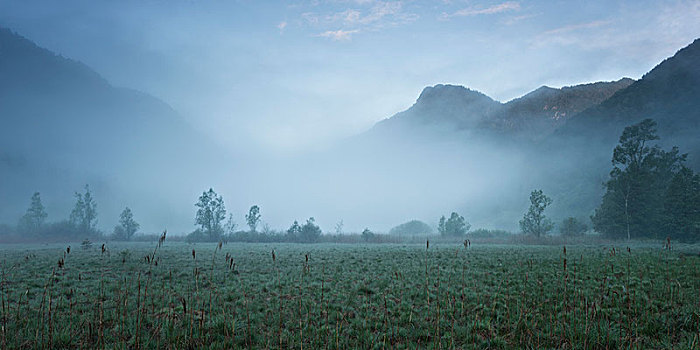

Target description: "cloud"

left=532, top=20, right=614, bottom=48
left=502, top=13, right=539, bottom=25
left=543, top=20, right=612, bottom=35
left=299, top=1, right=417, bottom=40
left=325, top=1, right=410, bottom=26
left=301, top=12, right=320, bottom=25
left=277, top=21, right=287, bottom=33
left=317, top=29, right=360, bottom=41
left=444, top=1, right=520, bottom=18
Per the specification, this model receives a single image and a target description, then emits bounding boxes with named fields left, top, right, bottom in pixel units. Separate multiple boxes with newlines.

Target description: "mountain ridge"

left=370, top=77, right=636, bottom=142
left=0, top=26, right=230, bottom=232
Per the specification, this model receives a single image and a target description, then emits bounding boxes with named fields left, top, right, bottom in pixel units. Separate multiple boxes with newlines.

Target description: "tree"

left=560, top=217, right=587, bottom=237
left=224, top=213, right=238, bottom=236
left=70, top=185, right=98, bottom=235
left=663, top=166, right=700, bottom=242
left=437, top=216, right=446, bottom=236
left=444, top=212, right=470, bottom=236
left=592, top=119, right=686, bottom=239
left=335, top=220, right=344, bottom=235
left=113, top=207, right=139, bottom=240
left=18, top=192, right=48, bottom=234
left=520, top=189, right=553, bottom=237
left=194, top=188, right=226, bottom=240
left=361, top=228, right=375, bottom=242
left=298, top=217, right=321, bottom=243
left=245, top=205, right=261, bottom=232
left=287, top=220, right=301, bottom=240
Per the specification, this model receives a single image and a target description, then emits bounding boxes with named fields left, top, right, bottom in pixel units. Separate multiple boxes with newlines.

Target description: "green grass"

left=1, top=241, right=699, bottom=349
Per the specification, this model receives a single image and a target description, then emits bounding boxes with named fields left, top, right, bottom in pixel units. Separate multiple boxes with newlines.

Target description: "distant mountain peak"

left=415, top=84, right=496, bottom=108
left=373, top=77, right=636, bottom=141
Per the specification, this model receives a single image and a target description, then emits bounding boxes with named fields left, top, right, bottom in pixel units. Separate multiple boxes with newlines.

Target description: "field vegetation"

left=1, top=240, right=699, bottom=349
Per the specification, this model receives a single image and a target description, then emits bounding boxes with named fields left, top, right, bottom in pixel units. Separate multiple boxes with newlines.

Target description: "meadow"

left=1, top=240, right=699, bottom=349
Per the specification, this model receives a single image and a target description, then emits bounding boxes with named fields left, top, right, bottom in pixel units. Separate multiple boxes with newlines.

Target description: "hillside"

left=361, top=38, right=699, bottom=227
left=558, top=39, right=700, bottom=166
left=0, top=27, right=228, bottom=231
left=369, top=79, right=635, bottom=142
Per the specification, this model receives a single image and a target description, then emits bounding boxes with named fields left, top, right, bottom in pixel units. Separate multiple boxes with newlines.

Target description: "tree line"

left=592, top=119, right=700, bottom=241
left=2, top=117, right=698, bottom=243
left=516, top=118, right=699, bottom=241
left=1, top=185, right=139, bottom=241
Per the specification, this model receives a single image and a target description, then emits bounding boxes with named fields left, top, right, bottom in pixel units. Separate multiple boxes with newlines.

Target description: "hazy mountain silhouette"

left=0, top=27, right=228, bottom=231
left=557, top=38, right=700, bottom=167
left=369, top=79, right=634, bottom=142
left=2, top=24, right=697, bottom=234
left=363, top=38, right=699, bottom=226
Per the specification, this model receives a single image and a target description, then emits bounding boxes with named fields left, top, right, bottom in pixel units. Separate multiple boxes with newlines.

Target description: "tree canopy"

left=70, top=185, right=98, bottom=235
left=520, top=190, right=553, bottom=237
left=592, top=119, right=696, bottom=240
left=194, top=188, right=226, bottom=240
left=438, top=212, right=470, bottom=236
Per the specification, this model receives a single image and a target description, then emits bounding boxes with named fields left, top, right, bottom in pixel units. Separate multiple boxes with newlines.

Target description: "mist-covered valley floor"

left=2, top=2, right=700, bottom=348
left=1, top=24, right=699, bottom=242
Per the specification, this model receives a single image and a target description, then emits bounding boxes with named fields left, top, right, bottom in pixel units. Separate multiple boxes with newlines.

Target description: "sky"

left=1, top=0, right=698, bottom=153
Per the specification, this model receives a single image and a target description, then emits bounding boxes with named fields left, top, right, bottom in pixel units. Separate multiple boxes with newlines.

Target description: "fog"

left=1, top=1, right=699, bottom=237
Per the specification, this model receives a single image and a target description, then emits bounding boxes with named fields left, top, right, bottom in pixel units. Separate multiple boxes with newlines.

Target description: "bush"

left=389, top=220, right=433, bottom=236
left=468, top=228, right=513, bottom=239
left=43, top=220, right=102, bottom=241
left=186, top=229, right=218, bottom=243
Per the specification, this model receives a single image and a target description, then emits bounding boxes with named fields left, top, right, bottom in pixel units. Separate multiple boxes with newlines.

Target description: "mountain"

left=361, top=38, right=699, bottom=228
left=490, top=78, right=635, bottom=140
left=558, top=38, right=700, bottom=166
left=0, top=27, right=228, bottom=232
left=369, top=79, right=635, bottom=142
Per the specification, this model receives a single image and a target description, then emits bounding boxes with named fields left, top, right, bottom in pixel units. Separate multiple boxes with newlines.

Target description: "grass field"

left=1, top=240, right=699, bottom=349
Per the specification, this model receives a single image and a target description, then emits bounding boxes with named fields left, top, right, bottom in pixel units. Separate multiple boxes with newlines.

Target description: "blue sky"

left=1, top=0, right=699, bottom=152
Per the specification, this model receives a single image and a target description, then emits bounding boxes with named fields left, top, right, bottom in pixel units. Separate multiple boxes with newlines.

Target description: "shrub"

left=389, top=220, right=433, bottom=236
